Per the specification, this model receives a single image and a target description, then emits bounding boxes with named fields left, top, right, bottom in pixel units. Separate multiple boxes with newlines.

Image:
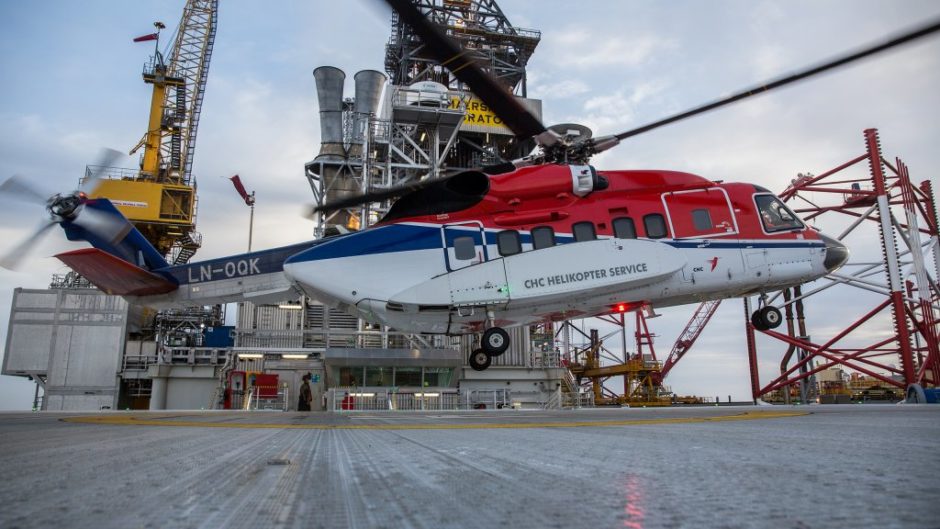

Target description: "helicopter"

left=1, top=1, right=936, bottom=370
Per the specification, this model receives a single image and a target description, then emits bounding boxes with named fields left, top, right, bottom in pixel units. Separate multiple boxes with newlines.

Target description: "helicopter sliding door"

left=662, top=188, right=738, bottom=239
left=441, top=222, right=489, bottom=272
left=663, top=188, right=746, bottom=292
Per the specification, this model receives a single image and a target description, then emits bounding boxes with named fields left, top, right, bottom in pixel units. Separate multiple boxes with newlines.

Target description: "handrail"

left=232, top=329, right=459, bottom=350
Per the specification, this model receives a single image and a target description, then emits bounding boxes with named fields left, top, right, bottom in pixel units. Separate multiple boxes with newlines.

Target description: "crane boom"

left=94, top=0, right=218, bottom=264
left=165, top=0, right=218, bottom=185
left=661, top=300, right=722, bottom=377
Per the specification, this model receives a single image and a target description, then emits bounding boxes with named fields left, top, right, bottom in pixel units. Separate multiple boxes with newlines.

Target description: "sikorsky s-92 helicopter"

left=2, top=2, right=937, bottom=370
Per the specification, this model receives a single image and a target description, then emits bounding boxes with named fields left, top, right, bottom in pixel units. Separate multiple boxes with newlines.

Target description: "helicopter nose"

left=819, top=233, right=849, bottom=272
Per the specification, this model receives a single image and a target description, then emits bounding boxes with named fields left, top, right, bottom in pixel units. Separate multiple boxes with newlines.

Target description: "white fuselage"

left=283, top=222, right=829, bottom=335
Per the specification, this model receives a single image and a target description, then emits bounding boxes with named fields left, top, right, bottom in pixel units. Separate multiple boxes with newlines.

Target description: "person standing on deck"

left=298, top=374, right=313, bottom=411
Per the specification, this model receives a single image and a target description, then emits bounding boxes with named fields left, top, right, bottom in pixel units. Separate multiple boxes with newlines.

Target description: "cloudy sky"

left=1, top=0, right=938, bottom=409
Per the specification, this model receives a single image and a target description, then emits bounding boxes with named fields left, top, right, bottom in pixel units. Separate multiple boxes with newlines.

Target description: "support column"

left=919, top=180, right=940, bottom=383
left=864, top=128, right=916, bottom=384
left=744, top=298, right=760, bottom=403
left=150, top=376, right=168, bottom=410
left=622, top=313, right=629, bottom=396
left=32, top=381, right=42, bottom=411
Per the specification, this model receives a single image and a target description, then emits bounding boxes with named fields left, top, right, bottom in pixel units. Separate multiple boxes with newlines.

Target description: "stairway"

left=172, top=233, right=201, bottom=265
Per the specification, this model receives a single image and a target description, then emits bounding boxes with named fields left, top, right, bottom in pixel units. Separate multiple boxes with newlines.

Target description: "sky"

left=1, top=0, right=938, bottom=409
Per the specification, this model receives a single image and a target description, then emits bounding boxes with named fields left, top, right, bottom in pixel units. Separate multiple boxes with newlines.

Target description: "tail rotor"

left=0, top=148, right=131, bottom=270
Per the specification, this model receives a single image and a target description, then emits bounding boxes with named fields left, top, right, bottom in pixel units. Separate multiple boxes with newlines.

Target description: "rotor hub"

left=47, top=193, right=84, bottom=220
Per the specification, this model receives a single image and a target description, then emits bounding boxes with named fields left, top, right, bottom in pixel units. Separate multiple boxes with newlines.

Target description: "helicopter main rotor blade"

left=0, top=219, right=58, bottom=271
left=604, top=16, right=940, bottom=147
left=383, top=0, right=557, bottom=147
left=308, top=173, right=457, bottom=216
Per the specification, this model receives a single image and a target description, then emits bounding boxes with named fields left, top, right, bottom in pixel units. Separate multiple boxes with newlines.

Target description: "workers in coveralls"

left=298, top=374, right=313, bottom=411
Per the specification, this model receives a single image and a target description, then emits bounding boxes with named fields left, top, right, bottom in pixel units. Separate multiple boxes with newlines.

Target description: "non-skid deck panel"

left=2, top=405, right=938, bottom=529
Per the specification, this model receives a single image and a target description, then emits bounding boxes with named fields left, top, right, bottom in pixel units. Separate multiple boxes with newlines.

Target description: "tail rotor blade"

left=82, top=148, right=125, bottom=194
left=0, top=175, right=50, bottom=206
left=0, top=219, right=58, bottom=270
left=72, top=203, right=133, bottom=245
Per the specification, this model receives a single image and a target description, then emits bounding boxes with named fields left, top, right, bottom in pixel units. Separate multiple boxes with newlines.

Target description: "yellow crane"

left=88, top=0, right=218, bottom=264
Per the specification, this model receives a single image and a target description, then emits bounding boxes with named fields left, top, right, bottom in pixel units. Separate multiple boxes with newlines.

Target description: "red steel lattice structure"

left=745, top=129, right=939, bottom=400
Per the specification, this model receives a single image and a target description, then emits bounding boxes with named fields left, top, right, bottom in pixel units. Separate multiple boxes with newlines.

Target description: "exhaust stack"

left=348, top=70, right=387, bottom=158
left=313, top=66, right=346, bottom=161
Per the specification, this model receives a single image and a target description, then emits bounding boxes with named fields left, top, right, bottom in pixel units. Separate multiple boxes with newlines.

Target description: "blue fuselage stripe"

left=283, top=223, right=825, bottom=264
left=161, top=241, right=323, bottom=285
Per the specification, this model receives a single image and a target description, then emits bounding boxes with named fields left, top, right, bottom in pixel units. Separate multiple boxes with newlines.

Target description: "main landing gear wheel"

left=751, top=306, right=783, bottom=331
left=469, top=348, right=491, bottom=371
left=481, top=327, right=510, bottom=356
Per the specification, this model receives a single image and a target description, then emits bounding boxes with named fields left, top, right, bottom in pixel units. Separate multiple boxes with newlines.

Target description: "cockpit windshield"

left=755, top=194, right=803, bottom=232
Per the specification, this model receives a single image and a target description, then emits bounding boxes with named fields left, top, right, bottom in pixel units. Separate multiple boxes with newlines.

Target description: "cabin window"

left=612, top=217, right=637, bottom=239
left=453, top=236, right=477, bottom=260
left=755, top=194, right=803, bottom=232
left=692, top=209, right=713, bottom=231
left=497, top=230, right=522, bottom=256
left=531, top=226, right=556, bottom=249
left=644, top=214, right=668, bottom=239
left=572, top=222, right=596, bottom=242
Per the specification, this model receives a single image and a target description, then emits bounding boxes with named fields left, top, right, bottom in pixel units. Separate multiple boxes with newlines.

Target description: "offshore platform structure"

left=2, top=0, right=222, bottom=411
left=307, top=0, right=542, bottom=235
left=283, top=0, right=573, bottom=409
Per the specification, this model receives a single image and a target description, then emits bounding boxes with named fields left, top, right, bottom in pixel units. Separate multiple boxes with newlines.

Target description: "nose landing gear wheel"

left=481, top=327, right=510, bottom=356
left=469, top=348, right=491, bottom=371
left=751, top=306, right=783, bottom=331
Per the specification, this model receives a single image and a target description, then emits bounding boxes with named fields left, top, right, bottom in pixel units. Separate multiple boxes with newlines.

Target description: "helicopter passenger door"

left=663, top=188, right=744, bottom=288
left=441, top=222, right=489, bottom=272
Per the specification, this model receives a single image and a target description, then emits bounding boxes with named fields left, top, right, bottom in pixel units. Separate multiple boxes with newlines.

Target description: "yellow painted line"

left=62, top=410, right=809, bottom=430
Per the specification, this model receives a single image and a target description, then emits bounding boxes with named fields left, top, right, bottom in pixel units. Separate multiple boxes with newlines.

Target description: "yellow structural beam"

left=140, top=67, right=185, bottom=181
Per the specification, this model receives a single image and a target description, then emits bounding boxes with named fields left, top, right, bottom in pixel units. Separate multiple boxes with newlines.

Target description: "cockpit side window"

left=755, top=194, right=803, bottom=232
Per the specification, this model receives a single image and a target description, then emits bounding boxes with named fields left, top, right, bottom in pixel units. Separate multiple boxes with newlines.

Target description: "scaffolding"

left=564, top=321, right=672, bottom=407
left=382, top=0, right=542, bottom=173
left=735, top=129, right=940, bottom=401
left=385, top=0, right=540, bottom=96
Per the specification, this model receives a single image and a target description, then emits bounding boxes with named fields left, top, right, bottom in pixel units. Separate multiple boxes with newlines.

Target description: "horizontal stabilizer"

left=56, top=249, right=178, bottom=296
